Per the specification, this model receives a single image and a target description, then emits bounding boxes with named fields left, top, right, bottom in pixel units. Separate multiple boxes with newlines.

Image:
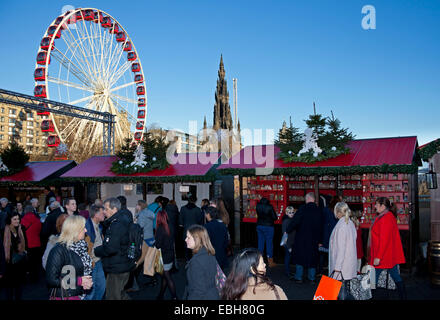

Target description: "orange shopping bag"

left=313, top=275, right=342, bottom=300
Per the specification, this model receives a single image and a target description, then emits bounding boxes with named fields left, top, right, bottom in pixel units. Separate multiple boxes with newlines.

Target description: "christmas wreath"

left=0, top=141, right=30, bottom=177
left=111, top=132, right=170, bottom=174
left=276, top=110, right=354, bottom=164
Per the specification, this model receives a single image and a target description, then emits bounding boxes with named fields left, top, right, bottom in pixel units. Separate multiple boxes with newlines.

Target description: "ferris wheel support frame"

left=0, top=88, right=116, bottom=155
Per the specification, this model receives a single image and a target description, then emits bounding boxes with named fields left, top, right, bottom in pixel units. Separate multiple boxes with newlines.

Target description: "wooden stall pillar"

left=430, top=154, right=440, bottom=241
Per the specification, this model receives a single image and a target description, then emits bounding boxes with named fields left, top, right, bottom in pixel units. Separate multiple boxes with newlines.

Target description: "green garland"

left=219, top=163, right=419, bottom=177
left=419, top=138, right=440, bottom=162
left=61, top=173, right=217, bottom=184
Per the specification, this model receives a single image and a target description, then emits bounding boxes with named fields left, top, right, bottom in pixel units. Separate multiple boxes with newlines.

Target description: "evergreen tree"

left=325, top=111, right=355, bottom=151
left=0, top=141, right=29, bottom=172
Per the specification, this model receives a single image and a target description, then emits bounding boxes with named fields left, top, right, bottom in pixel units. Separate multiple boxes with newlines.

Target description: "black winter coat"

left=46, top=243, right=85, bottom=298
left=185, top=247, right=219, bottom=300
left=179, top=203, right=204, bottom=239
left=41, top=208, right=64, bottom=243
left=287, top=202, right=324, bottom=267
left=165, top=204, right=179, bottom=239
left=155, top=225, right=174, bottom=264
left=120, top=206, right=134, bottom=223
left=0, top=238, right=5, bottom=277
left=94, top=211, right=135, bottom=274
left=205, top=219, right=229, bottom=269
left=256, top=198, right=277, bottom=227
left=0, top=204, right=13, bottom=231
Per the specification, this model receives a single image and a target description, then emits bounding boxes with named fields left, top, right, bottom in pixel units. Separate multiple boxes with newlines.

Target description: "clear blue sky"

left=0, top=0, right=439, bottom=147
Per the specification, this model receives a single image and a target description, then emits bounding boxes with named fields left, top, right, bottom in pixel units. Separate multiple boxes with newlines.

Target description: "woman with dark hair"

left=368, top=197, right=406, bottom=299
left=155, top=208, right=177, bottom=300
left=221, top=248, right=287, bottom=300
left=2, top=212, right=27, bottom=300
left=184, top=224, right=219, bottom=300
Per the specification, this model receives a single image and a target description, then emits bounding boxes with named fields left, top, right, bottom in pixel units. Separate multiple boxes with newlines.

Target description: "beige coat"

left=241, top=279, right=288, bottom=300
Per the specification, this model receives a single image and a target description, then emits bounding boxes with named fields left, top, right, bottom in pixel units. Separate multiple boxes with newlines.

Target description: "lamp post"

left=426, top=163, right=438, bottom=189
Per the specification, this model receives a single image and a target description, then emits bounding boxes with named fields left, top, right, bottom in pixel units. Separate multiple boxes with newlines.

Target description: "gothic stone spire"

left=213, top=54, right=233, bottom=131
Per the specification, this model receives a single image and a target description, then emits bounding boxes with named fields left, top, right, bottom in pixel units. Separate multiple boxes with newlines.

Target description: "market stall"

left=218, top=136, right=421, bottom=271
left=0, top=160, right=77, bottom=212
left=60, top=153, right=223, bottom=209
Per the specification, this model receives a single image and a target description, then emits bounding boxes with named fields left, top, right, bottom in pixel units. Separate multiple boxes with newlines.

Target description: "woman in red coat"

left=21, top=205, right=42, bottom=283
left=368, top=197, right=406, bottom=299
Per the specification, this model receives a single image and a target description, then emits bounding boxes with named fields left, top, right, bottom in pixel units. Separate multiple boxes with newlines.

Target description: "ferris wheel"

left=33, top=8, right=147, bottom=161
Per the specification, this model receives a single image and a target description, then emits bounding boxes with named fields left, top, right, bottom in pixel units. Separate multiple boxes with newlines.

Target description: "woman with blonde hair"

left=184, top=224, right=219, bottom=300
left=46, top=215, right=93, bottom=300
left=328, top=201, right=358, bottom=300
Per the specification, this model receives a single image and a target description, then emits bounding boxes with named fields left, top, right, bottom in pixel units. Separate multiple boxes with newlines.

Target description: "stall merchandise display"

left=242, top=173, right=411, bottom=230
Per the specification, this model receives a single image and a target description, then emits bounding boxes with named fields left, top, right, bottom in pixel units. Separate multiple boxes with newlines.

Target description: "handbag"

left=349, top=271, right=372, bottom=300
left=143, top=246, right=159, bottom=276
left=215, top=262, right=227, bottom=294
left=377, top=268, right=397, bottom=290
left=313, top=272, right=342, bottom=300
left=12, top=251, right=27, bottom=265
left=154, top=248, right=164, bottom=275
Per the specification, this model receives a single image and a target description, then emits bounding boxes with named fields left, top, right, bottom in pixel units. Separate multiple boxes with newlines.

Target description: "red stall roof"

left=218, top=136, right=418, bottom=170
left=61, top=153, right=222, bottom=179
left=0, top=160, right=76, bottom=183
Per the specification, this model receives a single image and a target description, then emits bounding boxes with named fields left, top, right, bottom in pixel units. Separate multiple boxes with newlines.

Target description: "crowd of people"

left=0, top=187, right=407, bottom=300
left=257, top=192, right=407, bottom=300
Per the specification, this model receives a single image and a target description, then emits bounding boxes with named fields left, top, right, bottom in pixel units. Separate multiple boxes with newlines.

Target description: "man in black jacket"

left=256, top=197, right=278, bottom=268
left=117, top=196, right=133, bottom=223
left=179, top=195, right=203, bottom=261
left=95, top=197, right=134, bottom=300
left=204, top=206, right=229, bottom=270
left=287, top=192, right=324, bottom=283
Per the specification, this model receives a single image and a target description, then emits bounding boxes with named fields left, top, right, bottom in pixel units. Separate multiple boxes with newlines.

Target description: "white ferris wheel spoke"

left=109, top=61, right=133, bottom=87
left=61, top=26, right=92, bottom=79
left=80, top=18, right=100, bottom=76
left=110, top=97, right=138, bottom=124
left=68, top=22, right=96, bottom=79
left=47, top=76, right=93, bottom=93
left=110, top=81, right=136, bottom=93
left=110, top=93, right=138, bottom=106
left=51, top=47, right=91, bottom=85
left=68, top=95, right=94, bottom=106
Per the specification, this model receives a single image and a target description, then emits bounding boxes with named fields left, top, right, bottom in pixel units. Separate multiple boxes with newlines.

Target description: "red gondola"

left=41, top=120, right=54, bottom=132
left=136, top=121, right=144, bottom=130
left=138, top=98, right=145, bottom=107
left=123, top=41, right=132, bottom=52
left=101, top=17, right=112, bottom=28
left=134, top=74, right=143, bottom=83
left=134, top=132, right=142, bottom=141
left=75, top=10, right=84, bottom=21
left=34, top=68, right=46, bottom=81
left=136, top=86, right=145, bottom=95
left=37, top=51, right=50, bottom=65
left=40, top=37, right=54, bottom=50
left=34, top=85, right=47, bottom=98
left=137, top=109, right=146, bottom=119
left=47, top=135, right=60, bottom=147
left=116, top=32, right=126, bottom=42
left=54, top=16, right=66, bottom=29
left=93, top=11, right=103, bottom=23
left=110, top=24, right=119, bottom=34
left=37, top=103, right=50, bottom=116
left=47, top=25, right=61, bottom=39
left=84, top=9, right=94, bottom=21
left=127, top=51, right=137, bottom=61
left=131, top=63, right=140, bottom=72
